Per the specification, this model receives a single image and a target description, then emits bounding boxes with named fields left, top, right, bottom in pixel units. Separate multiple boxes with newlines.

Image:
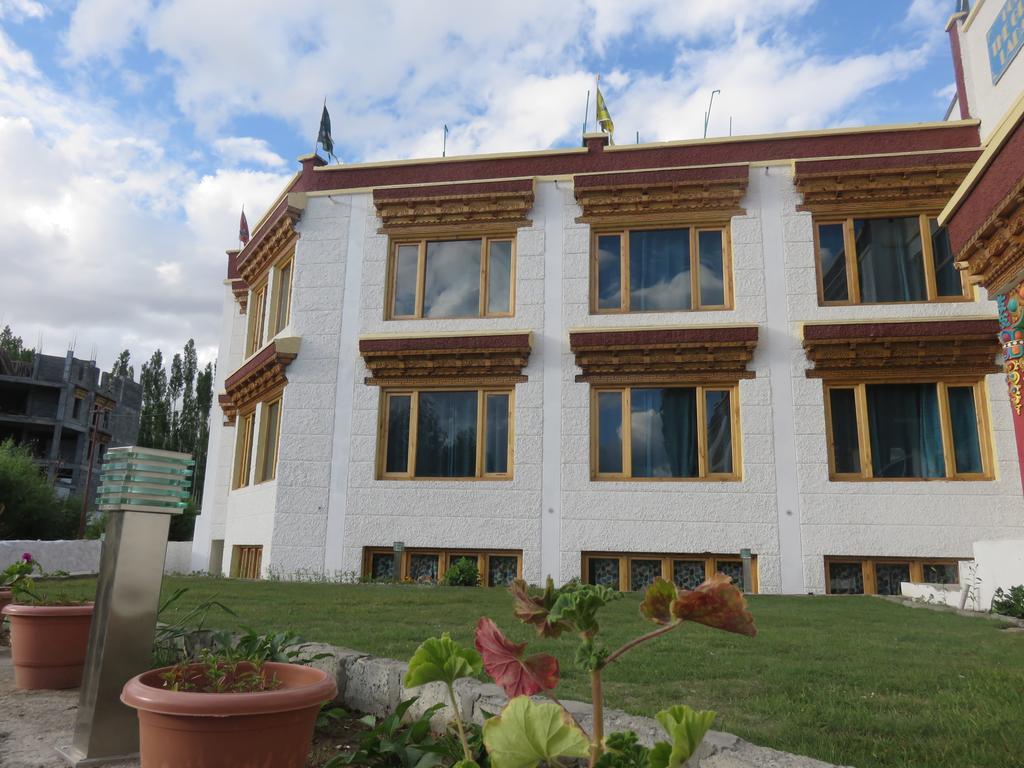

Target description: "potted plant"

left=1, top=555, right=94, bottom=690
left=121, top=646, right=337, bottom=767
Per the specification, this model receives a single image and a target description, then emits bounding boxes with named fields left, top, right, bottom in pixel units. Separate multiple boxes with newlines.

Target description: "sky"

left=0, top=0, right=963, bottom=374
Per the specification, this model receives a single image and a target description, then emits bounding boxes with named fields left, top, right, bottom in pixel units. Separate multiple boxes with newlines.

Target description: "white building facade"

left=191, top=119, right=1024, bottom=595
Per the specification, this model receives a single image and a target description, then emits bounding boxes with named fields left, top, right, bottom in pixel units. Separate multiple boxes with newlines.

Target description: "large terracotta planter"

left=1, top=602, right=94, bottom=689
left=122, top=661, right=337, bottom=768
left=0, top=588, right=12, bottom=617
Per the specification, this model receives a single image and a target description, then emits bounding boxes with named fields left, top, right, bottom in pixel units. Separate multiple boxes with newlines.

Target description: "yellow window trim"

left=254, top=394, right=283, bottom=484
left=246, top=281, right=269, bottom=357
left=266, top=254, right=294, bottom=339
left=231, top=409, right=256, bottom=490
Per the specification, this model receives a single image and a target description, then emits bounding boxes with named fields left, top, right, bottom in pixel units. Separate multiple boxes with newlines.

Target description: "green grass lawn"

left=44, top=576, right=1024, bottom=768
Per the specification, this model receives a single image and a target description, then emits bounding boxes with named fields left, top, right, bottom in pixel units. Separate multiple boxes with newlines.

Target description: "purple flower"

left=21, top=552, right=32, bottom=562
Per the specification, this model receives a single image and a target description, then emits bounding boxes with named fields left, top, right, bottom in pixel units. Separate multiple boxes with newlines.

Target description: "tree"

left=167, top=352, right=183, bottom=451
left=138, top=350, right=169, bottom=449
left=0, top=439, right=78, bottom=539
left=111, top=349, right=134, bottom=381
left=0, top=325, right=33, bottom=363
left=192, top=361, right=214, bottom=503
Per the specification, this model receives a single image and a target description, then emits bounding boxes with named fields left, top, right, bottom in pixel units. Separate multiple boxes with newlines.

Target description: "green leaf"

left=596, top=731, right=650, bottom=768
left=482, top=696, right=590, bottom=768
left=452, top=762, right=481, bottom=768
left=405, top=634, right=483, bottom=688
left=639, top=578, right=677, bottom=625
left=547, top=583, right=621, bottom=637
left=651, top=705, right=716, bottom=768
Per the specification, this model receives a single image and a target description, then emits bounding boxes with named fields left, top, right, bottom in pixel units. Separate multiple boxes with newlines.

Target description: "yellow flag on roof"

left=595, top=80, right=614, bottom=139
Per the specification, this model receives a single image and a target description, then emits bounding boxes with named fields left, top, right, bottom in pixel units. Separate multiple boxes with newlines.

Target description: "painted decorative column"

left=997, top=283, right=1024, bottom=488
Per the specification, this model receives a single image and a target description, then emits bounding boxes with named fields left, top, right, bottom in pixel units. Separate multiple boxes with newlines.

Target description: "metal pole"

left=703, top=89, right=720, bottom=138
left=581, top=90, right=590, bottom=143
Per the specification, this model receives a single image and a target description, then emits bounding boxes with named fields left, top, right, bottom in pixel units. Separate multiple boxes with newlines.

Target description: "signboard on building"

left=988, top=0, right=1024, bottom=83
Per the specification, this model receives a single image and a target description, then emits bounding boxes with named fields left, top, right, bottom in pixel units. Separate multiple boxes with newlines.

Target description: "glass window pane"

left=705, top=390, right=733, bottom=474
left=630, top=559, right=662, bottom=591
left=922, top=563, right=958, bottom=584
left=629, top=229, right=691, bottom=311
left=588, top=557, right=619, bottom=588
left=948, top=386, right=982, bottom=474
left=829, top=388, right=861, bottom=474
left=597, top=391, right=623, bottom=474
left=488, top=556, right=518, bottom=587
left=415, top=391, right=478, bottom=477
left=930, top=220, right=964, bottom=298
left=261, top=401, right=280, bottom=481
left=875, top=563, right=910, bottom=596
left=817, top=223, right=849, bottom=302
left=672, top=560, right=706, bottom=590
left=854, top=217, right=927, bottom=303
left=597, top=235, right=622, bottom=309
left=409, top=554, right=439, bottom=582
left=370, top=552, right=395, bottom=580
left=486, top=241, right=512, bottom=314
left=393, top=245, right=419, bottom=316
left=698, top=230, right=725, bottom=306
left=828, top=562, right=864, bottom=594
left=484, top=394, right=509, bottom=475
left=867, top=383, right=945, bottom=478
left=275, top=261, right=292, bottom=331
left=631, top=388, right=698, bottom=477
left=716, top=561, right=744, bottom=592
left=385, top=395, right=411, bottom=474
left=423, top=240, right=481, bottom=317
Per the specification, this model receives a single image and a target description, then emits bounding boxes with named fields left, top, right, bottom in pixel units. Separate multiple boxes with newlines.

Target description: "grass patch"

left=46, top=576, right=1024, bottom=768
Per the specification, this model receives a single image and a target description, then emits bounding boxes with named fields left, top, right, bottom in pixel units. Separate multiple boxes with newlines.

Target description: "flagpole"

left=582, top=90, right=590, bottom=143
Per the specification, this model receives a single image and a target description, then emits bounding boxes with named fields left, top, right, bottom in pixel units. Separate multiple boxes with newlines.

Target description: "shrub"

left=445, top=557, right=480, bottom=587
left=0, top=439, right=79, bottom=539
left=991, top=585, right=1024, bottom=619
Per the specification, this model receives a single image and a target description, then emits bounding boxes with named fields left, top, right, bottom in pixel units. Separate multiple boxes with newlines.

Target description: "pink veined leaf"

left=671, top=572, right=757, bottom=637
left=474, top=617, right=560, bottom=697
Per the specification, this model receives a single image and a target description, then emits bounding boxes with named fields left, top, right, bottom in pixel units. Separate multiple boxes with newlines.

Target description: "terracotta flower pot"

left=1, top=602, right=94, bottom=689
left=0, top=588, right=12, bottom=617
left=122, top=661, right=337, bottom=768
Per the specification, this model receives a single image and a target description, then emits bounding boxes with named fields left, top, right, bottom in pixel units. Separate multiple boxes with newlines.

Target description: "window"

left=592, top=226, right=730, bottom=313
left=379, top=389, right=513, bottom=479
left=387, top=237, right=514, bottom=319
left=72, top=396, right=83, bottom=420
left=583, top=552, right=757, bottom=592
left=592, top=385, right=739, bottom=480
left=231, top=545, right=263, bottom=579
left=815, top=215, right=967, bottom=305
left=363, top=547, right=521, bottom=585
left=268, top=257, right=293, bottom=337
left=232, top=410, right=256, bottom=489
left=255, top=398, right=282, bottom=483
left=246, top=282, right=268, bottom=356
left=825, top=381, right=990, bottom=480
left=825, top=557, right=960, bottom=595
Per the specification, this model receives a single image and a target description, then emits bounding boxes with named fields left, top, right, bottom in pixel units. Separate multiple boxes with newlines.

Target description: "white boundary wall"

left=1, top=540, right=195, bottom=575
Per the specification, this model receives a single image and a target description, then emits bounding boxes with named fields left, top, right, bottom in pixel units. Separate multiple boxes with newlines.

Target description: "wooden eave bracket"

left=372, top=180, right=535, bottom=236
left=801, top=319, right=1000, bottom=380
left=218, top=336, right=301, bottom=425
left=573, top=171, right=748, bottom=225
left=954, top=178, right=1024, bottom=293
left=235, top=202, right=303, bottom=286
left=793, top=163, right=974, bottom=216
left=568, top=325, right=759, bottom=384
left=359, top=331, right=532, bottom=386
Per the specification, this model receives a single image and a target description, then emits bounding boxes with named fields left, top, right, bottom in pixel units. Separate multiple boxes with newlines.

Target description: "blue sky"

left=0, top=0, right=961, bottom=368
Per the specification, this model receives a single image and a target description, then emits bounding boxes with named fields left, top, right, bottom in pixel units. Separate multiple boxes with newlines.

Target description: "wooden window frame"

left=581, top=551, right=759, bottom=593
left=267, top=254, right=294, bottom=339
left=589, top=224, right=733, bottom=314
left=589, top=384, right=741, bottom=481
left=823, top=556, right=960, bottom=595
left=385, top=235, right=516, bottom=320
left=231, top=409, right=256, bottom=490
left=246, top=280, right=269, bottom=357
left=813, top=214, right=972, bottom=307
left=254, top=394, right=283, bottom=484
left=823, top=379, right=994, bottom=481
left=377, top=387, right=515, bottom=480
left=362, top=547, right=522, bottom=586
left=230, top=545, right=263, bottom=579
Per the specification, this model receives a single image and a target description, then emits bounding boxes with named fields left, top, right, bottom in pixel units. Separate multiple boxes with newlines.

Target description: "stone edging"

left=297, top=641, right=845, bottom=768
left=877, top=595, right=1024, bottom=628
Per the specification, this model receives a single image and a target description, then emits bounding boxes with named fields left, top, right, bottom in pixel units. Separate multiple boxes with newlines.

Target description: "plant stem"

left=603, top=621, right=681, bottom=667
left=589, top=669, right=603, bottom=768
left=446, top=681, right=472, bottom=762
left=543, top=688, right=584, bottom=732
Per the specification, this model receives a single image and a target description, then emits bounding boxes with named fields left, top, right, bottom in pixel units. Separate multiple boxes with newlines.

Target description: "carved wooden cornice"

left=219, top=337, right=300, bottom=425
left=569, top=326, right=759, bottom=384
left=373, top=180, right=534, bottom=236
left=954, top=175, right=1024, bottom=292
left=573, top=167, right=748, bottom=226
left=235, top=200, right=302, bottom=286
left=359, top=332, right=532, bottom=386
left=802, top=319, right=1000, bottom=381
left=794, top=163, right=973, bottom=216
left=227, top=249, right=249, bottom=314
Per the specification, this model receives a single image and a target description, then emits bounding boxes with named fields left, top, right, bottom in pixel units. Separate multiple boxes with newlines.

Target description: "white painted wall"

left=2, top=540, right=196, bottom=575
left=973, top=538, right=1024, bottom=610
left=957, top=0, right=1024, bottom=140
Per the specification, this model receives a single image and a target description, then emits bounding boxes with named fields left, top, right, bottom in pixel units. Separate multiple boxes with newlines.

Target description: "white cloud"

left=0, top=0, right=47, bottom=21
left=64, top=0, right=151, bottom=62
left=213, top=137, right=287, bottom=169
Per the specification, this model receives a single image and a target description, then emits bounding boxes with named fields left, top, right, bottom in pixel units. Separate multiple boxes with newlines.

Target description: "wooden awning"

left=359, top=332, right=532, bottom=386
left=802, top=319, right=1000, bottom=381
left=235, top=197, right=302, bottom=286
left=372, top=180, right=534, bottom=236
left=569, top=326, right=758, bottom=384
left=218, top=337, right=300, bottom=425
